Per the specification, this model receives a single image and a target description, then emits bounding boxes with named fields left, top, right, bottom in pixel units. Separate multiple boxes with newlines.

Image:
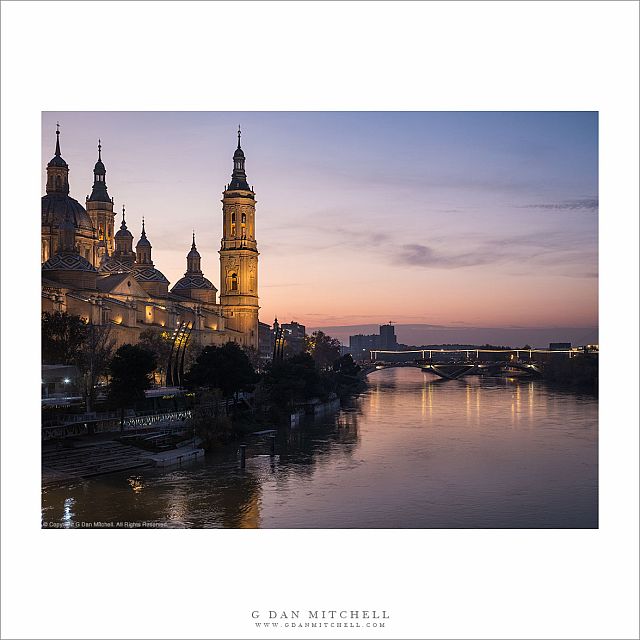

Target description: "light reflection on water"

left=42, top=369, right=598, bottom=528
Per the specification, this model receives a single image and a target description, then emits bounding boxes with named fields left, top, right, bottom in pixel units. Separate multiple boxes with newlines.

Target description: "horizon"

left=42, top=111, right=598, bottom=334
left=306, top=322, right=598, bottom=348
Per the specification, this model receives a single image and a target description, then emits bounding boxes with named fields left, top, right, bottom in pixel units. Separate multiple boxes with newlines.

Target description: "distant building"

left=258, top=321, right=274, bottom=362
left=349, top=323, right=397, bottom=360
left=379, top=323, right=398, bottom=349
left=282, top=321, right=306, bottom=355
left=349, top=333, right=380, bottom=360
left=549, top=342, right=571, bottom=350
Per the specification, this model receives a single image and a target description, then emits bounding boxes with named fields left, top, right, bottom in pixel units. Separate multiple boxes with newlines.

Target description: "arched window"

left=231, top=212, right=236, bottom=223
left=241, top=212, right=246, bottom=223
left=55, top=175, right=61, bottom=189
left=230, top=273, right=238, bottom=291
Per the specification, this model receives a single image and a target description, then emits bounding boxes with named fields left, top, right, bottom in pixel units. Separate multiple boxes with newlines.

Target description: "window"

left=231, top=224, right=236, bottom=236
left=231, top=212, right=236, bottom=223
left=241, top=212, right=246, bottom=223
left=230, top=273, right=238, bottom=291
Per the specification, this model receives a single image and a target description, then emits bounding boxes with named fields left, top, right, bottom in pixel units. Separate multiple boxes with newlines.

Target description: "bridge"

left=361, top=348, right=588, bottom=380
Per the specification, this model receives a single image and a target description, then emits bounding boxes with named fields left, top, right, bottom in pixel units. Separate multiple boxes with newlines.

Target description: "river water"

left=42, top=369, right=598, bottom=528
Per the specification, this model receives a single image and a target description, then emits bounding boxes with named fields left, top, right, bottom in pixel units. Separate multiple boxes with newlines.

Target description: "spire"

left=55, top=122, right=61, bottom=157
left=114, top=204, right=134, bottom=255
left=88, top=138, right=110, bottom=202
left=135, top=216, right=152, bottom=263
left=46, top=122, right=69, bottom=193
left=186, top=233, right=202, bottom=274
left=228, top=126, right=250, bottom=191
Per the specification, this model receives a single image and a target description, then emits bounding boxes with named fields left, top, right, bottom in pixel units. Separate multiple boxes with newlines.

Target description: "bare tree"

left=77, top=322, right=115, bottom=413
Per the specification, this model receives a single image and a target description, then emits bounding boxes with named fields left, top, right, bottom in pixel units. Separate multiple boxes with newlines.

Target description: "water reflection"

left=42, top=369, right=598, bottom=528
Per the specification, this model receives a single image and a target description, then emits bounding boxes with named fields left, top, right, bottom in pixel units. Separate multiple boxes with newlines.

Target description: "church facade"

left=41, top=125, right=260, bottom=352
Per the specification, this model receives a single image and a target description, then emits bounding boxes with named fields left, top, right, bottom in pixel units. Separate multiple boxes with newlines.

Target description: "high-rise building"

left=379, top=323, right=397, bottom=349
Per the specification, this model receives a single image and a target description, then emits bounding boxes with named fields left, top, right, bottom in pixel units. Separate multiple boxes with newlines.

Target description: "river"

left=41, top=368, right=598, bottom=528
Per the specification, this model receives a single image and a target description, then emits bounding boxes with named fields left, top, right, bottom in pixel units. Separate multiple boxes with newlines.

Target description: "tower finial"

left=238, top=124, right=241, bottom=149
left=55, top=122, right=61, bottom=156
left=122, top=204, right=126, bottom=226
left=98, top=139, right=102, bottom=161
left=192, top=230, right=196, bottom=249
left=141, top=216, right=146, bottom=236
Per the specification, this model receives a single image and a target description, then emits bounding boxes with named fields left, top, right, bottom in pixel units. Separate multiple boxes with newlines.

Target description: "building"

left=258, top=321, right=275, bottom=362
left=281, top=321, right=306, bottom=355
left=379, top=323, right=398, bottom=349
left=41, top=125, right=259, bottom=351
left=349, top=333, right=380, bottom=360
left=349, top=324, right=397, bottom=359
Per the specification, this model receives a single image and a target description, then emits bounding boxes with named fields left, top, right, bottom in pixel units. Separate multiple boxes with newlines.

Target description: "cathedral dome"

left=41, top=194, right=94, bottom=232
left=42, top=251, right=98, bottom=289
left=99, top=256, right=135, bottom=274
left=171, top=274, right=216, bottom=291
left=42, top=253, right=97, bottom=273
left=134, top=265, right=169, bottom=284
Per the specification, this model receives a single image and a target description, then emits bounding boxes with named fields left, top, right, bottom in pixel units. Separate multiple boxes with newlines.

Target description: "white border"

left=1, top=2, right=638, bottom=639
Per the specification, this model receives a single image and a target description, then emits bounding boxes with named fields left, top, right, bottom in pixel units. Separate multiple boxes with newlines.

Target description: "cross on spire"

left=237, top=124, right=241, bottom=148
left=98, top=139, right=102, bottom=161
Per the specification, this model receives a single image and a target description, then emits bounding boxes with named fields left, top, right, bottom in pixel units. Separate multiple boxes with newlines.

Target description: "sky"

left=42, top=112, right=598, bottom=342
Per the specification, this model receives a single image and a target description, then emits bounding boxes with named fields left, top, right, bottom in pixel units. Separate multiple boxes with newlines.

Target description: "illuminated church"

left=41, top=125, right=259, bottom=351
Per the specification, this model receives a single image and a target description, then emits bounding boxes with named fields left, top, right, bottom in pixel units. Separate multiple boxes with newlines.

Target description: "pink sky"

left=42, top=112, right=598, bottom=335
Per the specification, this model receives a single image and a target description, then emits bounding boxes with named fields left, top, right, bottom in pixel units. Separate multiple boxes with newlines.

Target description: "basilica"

left=41, top=125, right=260, bottom=351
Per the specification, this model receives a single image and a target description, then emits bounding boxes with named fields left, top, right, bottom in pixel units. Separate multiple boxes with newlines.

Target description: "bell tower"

left=86, top=139, right=115, bottom=265
left=219, top=126, right=259, bottom=349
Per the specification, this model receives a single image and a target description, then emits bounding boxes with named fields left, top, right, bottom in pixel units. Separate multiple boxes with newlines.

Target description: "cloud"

left=394, top=231, right=597, bottom=277
left=520, top=198, right=598, bottom=211
left=396, top=243, right=498, bottom=268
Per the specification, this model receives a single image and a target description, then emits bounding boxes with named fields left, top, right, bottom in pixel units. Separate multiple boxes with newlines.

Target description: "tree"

left=76, top=322, right=115, bottom=413
left=185, top=342, right=256, bottom=398
left=305, top=330, right=342, bottom=370
left=260, top=352, right=325, bottom=410
left=42, top=311, right=86, bottom=365
left=333, top=353, right=361, bottom=377
left=42, top=312, right=114, bottom=411
left=108, top=344, right=157, bottom=425
left=138, top=328, right=174, bottom=383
